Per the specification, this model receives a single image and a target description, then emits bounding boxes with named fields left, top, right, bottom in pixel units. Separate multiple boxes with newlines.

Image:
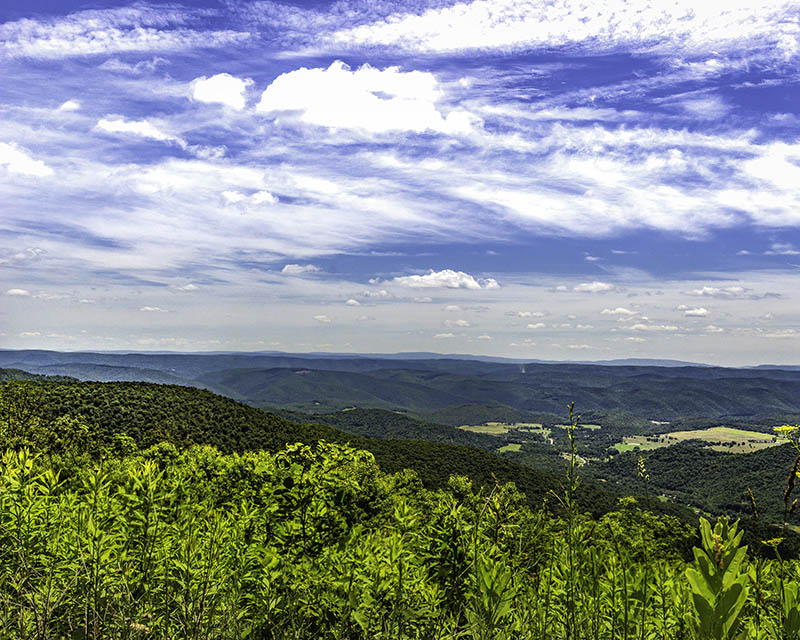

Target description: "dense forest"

left=3, top=377, right=800, bottom=638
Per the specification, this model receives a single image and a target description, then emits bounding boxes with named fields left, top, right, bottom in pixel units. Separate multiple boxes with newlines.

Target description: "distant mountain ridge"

left=3, top=349, right=800, bottom=419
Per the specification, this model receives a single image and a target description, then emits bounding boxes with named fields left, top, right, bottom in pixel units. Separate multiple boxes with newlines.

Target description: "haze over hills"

left=3, top=349, right=800, bottom=420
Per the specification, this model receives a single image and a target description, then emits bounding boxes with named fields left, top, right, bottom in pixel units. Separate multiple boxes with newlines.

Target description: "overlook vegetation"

left=3, top=370, right=800, bottom=637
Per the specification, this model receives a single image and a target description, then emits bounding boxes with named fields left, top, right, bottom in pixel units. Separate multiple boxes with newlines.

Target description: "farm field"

left=458, top=421, right=547, bottom=436
left=613, top=426, right=781, bottom=454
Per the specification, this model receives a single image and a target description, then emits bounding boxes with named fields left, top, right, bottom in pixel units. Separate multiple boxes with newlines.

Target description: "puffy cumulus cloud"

left=175, top=283, right=198, bottom=291
left=684, top=285, right=778, bottom=300
left=0, top=142, right=54, bottom=177
left=95, top=117, right=184, bottom=146
left=705, top=325, right=725, bottom=333
left=6, top=288, right=31, bottom=296
left=477, top=334, right=493, bottom=340
left=256, top=61, right=478, bottom=135
left=434, top=332, right=456, bottom=339
left=57, top=99, right=81, bottom=111
left=391, top=269, right=499, bottom=289
left=601, top=307, right=635, bottom=315
left=527, top=322, right=546, bottom=329
left=627, top=323, right=679, bottom=332
left=573, top=281, right=615, bottom=293
left=683, top=307, right=709, bottom=317
left=345, top=298, right=360, bottom=306
left=191, top=73, right=253, bottom=110
left=444, top=319, right=470, bottom=328
left=139, top=306, right=168, bottom=312
left=361, top=289, right=391, bottom=299
left=329, top=0, right=800, bottom=62
left=222, top=190, right=278, bottom=205
left=506, top=310, right=546, bottom=318
left=281, top=264, right=320, bottom=275
left=313, top=314, right=332, bottom=323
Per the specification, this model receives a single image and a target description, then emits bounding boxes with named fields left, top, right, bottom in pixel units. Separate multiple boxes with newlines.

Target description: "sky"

left=1, top=0, right=799, bottom=366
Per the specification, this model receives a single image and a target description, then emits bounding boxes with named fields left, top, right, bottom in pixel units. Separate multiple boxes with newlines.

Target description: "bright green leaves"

left=686, top=517, right=750, bottom=640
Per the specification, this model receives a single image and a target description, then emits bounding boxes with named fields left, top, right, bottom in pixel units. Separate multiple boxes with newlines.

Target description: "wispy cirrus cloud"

left=325, top=0, right=800, bottom=62
left=0, top=4, right=250, bottom=59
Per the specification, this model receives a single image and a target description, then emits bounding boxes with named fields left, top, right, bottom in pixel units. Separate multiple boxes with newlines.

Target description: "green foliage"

left=686, top=517, right=750, bottom=639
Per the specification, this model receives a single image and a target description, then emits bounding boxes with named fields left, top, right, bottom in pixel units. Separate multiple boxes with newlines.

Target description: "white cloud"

left=345, top=298, right=360, bottom=306
left=574, top=281, right=615, bottom=293
left=682, top=285, right=778, bottom=300
left=683, top=307, right=709, bottom=317
left=251, top=190, right=278, bottom=205
left=222, top=190, right=247, bottom=204
left=139, top=306, right=168, bottom=312
left=477, top=334, right=492, bottom=340
left=5, top=288, right=31, bottom=296
left=282, top=264, right=320, bottom=275
left=95, top=117, right=184, bottom=146
left=18, top=332, right=41, bottom=337
left=57, top=99, right=81, bottom=111
left=627, top=323, right=679, bottom=332
left=392, top=269, right=498, bottom=289
left=758, top=329, right=799, bottom=339
left=256, top=60, right=477, bottom=135
left=434, top=332, right=456, bottom=339
left=444, top=319, right=470, bottom=328
left=704, top=325, right=725, bottom=333
left=507, top=310, right=545, bottom=318
left=328, top=0, right=800, bottom=63
left=99, top=56, right=168, bottom=74
left=443, top=304, right=462, bottom=311
left=527, top=322, right=546, bottom=329
left=191, top=73, right=253, bottom=110
left=0, top=6, right=250, bottom=59
left=313, top=314, right=331, bottom=323
left=176, top=283, right=198, bottom=291
left=223, top=190, right=279, bottom=206
left=626, top=336, right=647, bottom=342
left=0, top=142, right=53, bottom=177
left=765, top=242, right=800, bottom=256
left=601, top=307, right=636, bottom=315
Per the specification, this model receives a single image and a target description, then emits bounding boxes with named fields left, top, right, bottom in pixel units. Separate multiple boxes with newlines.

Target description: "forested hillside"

left=0, top=380, right=639, bottom=518
left=2, top=378, right=800, bottom=638
left=5, top=349, right=800, bottom=419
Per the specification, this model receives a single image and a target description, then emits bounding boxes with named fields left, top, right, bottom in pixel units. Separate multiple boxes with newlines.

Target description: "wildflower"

left=775, top=424, right=800, bottom=434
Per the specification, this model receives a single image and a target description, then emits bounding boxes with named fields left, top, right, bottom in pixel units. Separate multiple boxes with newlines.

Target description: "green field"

left=498, top=443, right=522, bottom=453
left=458, top=423, right=512, bottom=435
left=613, top=426, right=780, bottom=454
left=458, top=421, right=548, bottom=436
left=554, top=423, right=602, bottom=430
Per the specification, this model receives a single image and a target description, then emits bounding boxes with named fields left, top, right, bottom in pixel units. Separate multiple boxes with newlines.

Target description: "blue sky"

left=1, top=0, right=799, bottom=365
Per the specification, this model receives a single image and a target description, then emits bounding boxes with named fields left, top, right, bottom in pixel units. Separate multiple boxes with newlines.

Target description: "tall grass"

left=0, top=439, right=798, bottom=639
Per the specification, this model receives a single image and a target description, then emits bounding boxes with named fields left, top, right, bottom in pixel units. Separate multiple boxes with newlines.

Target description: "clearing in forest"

left=614, top=426, right=781, bottom=453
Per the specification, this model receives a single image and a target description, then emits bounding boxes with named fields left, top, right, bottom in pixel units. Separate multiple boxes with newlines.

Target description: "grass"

left=497, top=443, right=522, bottom=453
left=554, top=423, right=602, bottom=430
left=458, top=422, right=548, bottom=437
left=458, top=423, right=511, bottom=435
left=613, top=426, right=781, bottom=454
